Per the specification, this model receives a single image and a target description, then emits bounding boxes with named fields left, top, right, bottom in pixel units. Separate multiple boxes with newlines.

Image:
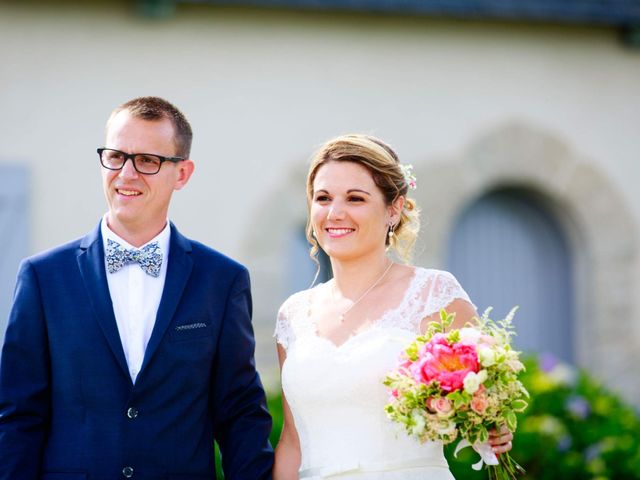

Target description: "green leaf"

left=505, top=410, right=517, bottom=431
left=478, top=426, right=489, bottom=443
left=511, top=399, right=528, bottom=412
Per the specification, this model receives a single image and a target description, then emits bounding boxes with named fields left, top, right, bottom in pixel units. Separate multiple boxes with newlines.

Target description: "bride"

left=274, top=134, right=513, bottom=479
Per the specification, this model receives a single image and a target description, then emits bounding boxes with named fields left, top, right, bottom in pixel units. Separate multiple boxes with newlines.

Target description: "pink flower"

left=398, top=352, right=413, bottom=371
left=413, top=333, right=479, bottom=392
left=398, top=353, right=414, bottom=375
left=471, top=392, right=489, bottom=414
left=427, top=397, right=454, bottom=417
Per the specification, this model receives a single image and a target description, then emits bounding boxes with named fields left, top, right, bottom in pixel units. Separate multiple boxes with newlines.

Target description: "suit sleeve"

left=0, top=259, right=50, bottom=479
left=211, top=267, right=274, bottom=479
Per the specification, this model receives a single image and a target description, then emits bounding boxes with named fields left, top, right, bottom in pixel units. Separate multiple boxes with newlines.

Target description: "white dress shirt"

left=101, top=215, right=170, bottom=383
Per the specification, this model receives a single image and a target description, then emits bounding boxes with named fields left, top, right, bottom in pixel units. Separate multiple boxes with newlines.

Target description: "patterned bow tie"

left=105, top=239, right=163, bottom=277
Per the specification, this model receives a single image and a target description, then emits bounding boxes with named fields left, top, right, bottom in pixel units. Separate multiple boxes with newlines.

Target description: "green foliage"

left=447, top=355, right=640, bottom=479
left=267, top=392, right=285, bottom=447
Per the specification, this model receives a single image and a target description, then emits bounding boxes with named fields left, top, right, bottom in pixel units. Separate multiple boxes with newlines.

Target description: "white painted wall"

left=1, top=2, right=639, bottom=389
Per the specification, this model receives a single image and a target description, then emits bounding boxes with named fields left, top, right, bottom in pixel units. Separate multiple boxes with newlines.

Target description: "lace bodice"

left=274, top=268, right=472, bottom=479
left=275, top=268, right=471, bottom=352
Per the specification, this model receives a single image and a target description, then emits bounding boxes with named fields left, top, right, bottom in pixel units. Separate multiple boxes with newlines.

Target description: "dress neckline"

left=306, top=267, right=422, bottom=349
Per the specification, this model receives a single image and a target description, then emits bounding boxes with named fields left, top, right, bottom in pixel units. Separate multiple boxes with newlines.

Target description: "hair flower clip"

left=400, top=164, right=417, bottom=190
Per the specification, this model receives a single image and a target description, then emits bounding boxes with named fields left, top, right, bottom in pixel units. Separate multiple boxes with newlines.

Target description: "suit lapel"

left=77, top=222, right=131, bottom=382
left=139, top=223, right=193, bottom=376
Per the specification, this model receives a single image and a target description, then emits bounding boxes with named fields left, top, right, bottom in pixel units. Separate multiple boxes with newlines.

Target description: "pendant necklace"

left=334, top=261, right=394, bottom=322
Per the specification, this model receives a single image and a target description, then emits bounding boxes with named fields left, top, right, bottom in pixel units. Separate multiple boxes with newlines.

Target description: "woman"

left=274, top=134, right=512, bottom=479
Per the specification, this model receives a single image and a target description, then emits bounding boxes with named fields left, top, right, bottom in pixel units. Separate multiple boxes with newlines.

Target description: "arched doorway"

left=446, top=188, right=574, bottom=363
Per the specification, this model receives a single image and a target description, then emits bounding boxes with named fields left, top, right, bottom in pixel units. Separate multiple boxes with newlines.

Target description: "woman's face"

left=311, top=161, right=392, bottom=262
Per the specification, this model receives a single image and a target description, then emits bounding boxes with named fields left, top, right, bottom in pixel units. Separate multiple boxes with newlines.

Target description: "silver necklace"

left=333, top=261, right=394, bottom=322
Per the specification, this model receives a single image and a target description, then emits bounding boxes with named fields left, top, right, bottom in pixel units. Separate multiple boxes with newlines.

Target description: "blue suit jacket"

left=0, top=222, right=273, bottom=480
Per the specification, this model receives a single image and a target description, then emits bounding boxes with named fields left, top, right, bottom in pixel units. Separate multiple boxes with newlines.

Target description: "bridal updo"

left=305, top=133, right=420, bottom=265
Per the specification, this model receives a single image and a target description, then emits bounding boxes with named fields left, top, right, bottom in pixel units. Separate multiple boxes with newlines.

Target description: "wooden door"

left=447, top=189, right=574, bottom=363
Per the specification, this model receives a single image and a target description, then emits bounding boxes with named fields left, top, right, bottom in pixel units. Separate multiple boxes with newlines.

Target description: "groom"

left=0, top=97, right=273, bottom=479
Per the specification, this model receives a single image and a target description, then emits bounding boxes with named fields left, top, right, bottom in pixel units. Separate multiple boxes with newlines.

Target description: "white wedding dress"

left=275, top=268, right=472, bottom=479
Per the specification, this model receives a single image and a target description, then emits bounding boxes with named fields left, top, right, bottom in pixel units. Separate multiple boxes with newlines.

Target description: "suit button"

left=126, top=407, right=139, bottom=419
left=122, top=466, right=134, bottom=477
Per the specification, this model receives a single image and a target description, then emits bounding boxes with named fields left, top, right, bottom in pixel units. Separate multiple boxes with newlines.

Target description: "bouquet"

left=383, top=308, right=529, bottom=479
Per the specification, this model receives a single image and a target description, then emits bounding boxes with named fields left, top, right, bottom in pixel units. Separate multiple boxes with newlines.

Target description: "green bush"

left=447, top=354, right=640, bottom=479
left=217, top=354, right=640, bottom=479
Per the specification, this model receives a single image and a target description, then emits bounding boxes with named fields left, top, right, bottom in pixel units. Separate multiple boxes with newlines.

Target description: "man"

left=0, top=97, right=274, bottom=479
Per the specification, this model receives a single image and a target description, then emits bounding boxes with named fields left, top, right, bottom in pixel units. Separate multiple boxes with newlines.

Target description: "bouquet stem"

left=488, top=453, right=526, bottom=480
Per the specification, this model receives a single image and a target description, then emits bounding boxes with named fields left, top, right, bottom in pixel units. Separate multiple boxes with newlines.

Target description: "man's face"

left=102, top=110, right=193, bottom=242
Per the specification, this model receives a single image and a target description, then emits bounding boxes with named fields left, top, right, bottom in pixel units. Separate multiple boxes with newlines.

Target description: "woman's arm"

left=419, top=297, right=477, bottom=333
left=273, top=343, right=302, bottom=480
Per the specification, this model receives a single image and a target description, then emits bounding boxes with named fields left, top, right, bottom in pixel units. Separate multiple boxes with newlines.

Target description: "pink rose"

left=398, top=353, right=414, bottom=375
left=471, top=392, right=489, bottom=414
left=427, top=397, right=454, bottom=417
left=413, top=333, right=479, bottom=392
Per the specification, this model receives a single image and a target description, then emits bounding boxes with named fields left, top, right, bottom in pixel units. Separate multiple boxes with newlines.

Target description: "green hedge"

left=217, top=354, right=640, bottom=479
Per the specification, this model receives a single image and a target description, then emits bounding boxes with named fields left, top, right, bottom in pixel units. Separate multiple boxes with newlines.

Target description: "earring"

left=388, top=222, right=396, bottom=239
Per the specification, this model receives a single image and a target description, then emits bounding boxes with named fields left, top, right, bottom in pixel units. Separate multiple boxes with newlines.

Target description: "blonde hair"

left=305, top=134, right=420, bottom=267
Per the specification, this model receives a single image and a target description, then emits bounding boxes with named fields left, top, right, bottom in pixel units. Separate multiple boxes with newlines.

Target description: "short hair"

left=305, top=134, right=420, bottom=264
left=107, top=96, right=193, bottom=158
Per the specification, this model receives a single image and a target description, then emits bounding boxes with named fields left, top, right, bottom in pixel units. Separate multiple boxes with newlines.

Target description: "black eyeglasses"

left=97, top=148, right=185, bottom=175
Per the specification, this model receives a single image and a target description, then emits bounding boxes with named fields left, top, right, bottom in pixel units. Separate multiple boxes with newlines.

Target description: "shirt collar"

left=100, top=214, right=171, bottom=258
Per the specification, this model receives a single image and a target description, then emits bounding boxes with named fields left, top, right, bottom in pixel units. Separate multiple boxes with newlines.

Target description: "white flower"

left=478, top=346, right=496, bottom=367
left=458, top=327, right=481, bottom=344
left=507, top=359, right=525, bottom=372
left=463, top=370, right=488, bottom=395
left=495, top=346, right=507, bottom=359
left=399, top=163, right=418, bottom=190
left=435, top=419, right=457, bottom=436
left=410, top=410, right=426, bottom=436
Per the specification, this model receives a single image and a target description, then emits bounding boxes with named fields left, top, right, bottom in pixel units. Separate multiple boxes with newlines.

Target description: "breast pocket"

left=169, top=320, right=214, bottom=342
left=163, top=320, right=218, bottom=390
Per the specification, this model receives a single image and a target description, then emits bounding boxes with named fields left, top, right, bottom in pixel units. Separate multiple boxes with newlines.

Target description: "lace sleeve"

left=274, top=289, right=312, bottom=351
left=418, top=270, right=474, bottom=320
left=274, top=300, right=294, bottom=351
left=380, top=268, right=474, bottom=334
